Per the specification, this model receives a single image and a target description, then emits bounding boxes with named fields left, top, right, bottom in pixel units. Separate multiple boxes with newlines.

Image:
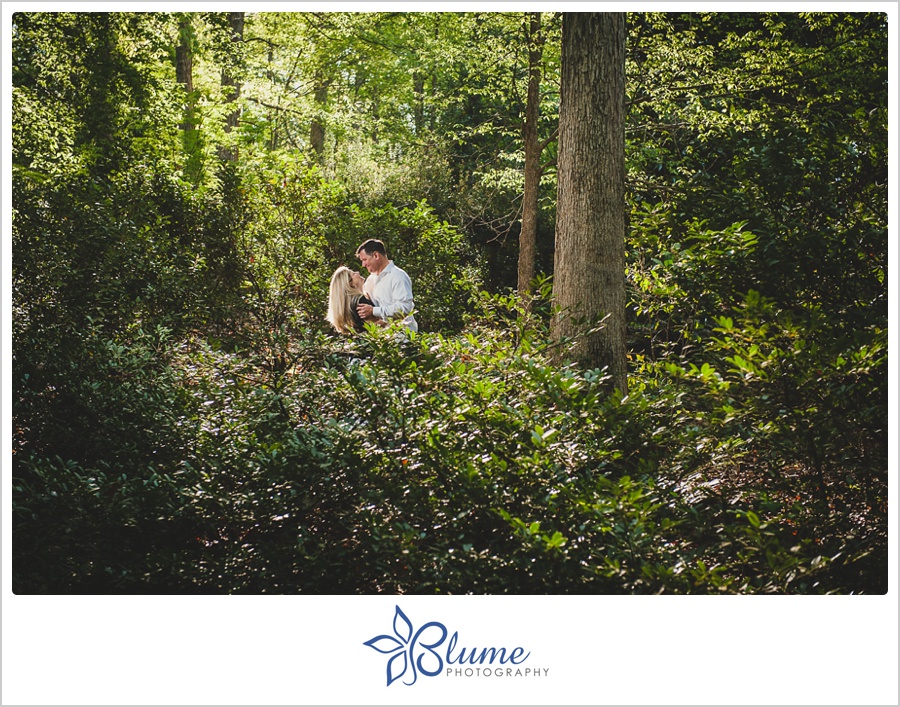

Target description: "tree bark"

left=176, top=14, right=203, bottom=182
left=412, top=69, right=425, bottom=134
left=517, top=12, right=543, bottom=302
left=175, top=16, right=194, bottom=98
left=218, top=12, right=244, bottom=162
left=550, top=12, right=627, bottom=393
left=310, top=73, right=328, bottom=158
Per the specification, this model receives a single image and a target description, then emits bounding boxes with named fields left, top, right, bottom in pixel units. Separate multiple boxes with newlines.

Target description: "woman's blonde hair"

left=326, top=265, right=365, bottom=334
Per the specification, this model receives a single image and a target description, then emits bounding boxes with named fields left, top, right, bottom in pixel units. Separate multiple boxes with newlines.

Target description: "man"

left=355, top=238, right=418, bottom=333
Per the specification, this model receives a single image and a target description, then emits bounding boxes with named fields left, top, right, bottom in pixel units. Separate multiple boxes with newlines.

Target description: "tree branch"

left=538, top=127, right=558, bottom=153
left=245, top=95, right=304, bottom=116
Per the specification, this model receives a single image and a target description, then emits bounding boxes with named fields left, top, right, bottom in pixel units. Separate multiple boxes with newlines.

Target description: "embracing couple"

left=326, top=238, right=418, bottom=336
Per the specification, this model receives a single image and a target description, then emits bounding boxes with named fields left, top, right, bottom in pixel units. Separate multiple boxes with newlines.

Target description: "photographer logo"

left=363, top=605, right=547, bottom=686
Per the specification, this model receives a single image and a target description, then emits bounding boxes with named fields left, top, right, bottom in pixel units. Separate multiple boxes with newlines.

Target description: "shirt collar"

left=373, top=260, right=395, bottom=281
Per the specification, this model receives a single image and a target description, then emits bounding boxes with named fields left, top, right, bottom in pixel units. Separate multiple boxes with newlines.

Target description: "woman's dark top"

left=350, top=294, right=375, bottom=332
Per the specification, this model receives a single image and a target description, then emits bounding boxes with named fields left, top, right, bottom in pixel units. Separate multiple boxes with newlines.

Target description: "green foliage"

left=13, top=163, right=245, bottom=348
left=12, top=11, right=886, bottom=596
left=626, top=12, right=887, bottom=321
left=628, top=202, right=761, bottom=356
left=13, top=325, right=197, bottom=592
left=13, top=291, right=885, bottom=594
left=13, top=12, right=182, bottom=176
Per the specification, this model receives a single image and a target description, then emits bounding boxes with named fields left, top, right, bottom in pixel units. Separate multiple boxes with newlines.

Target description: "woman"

left=326, top=265, right=377, bottom=334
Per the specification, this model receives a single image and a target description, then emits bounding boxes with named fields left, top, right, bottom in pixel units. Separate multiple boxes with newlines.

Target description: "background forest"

left=12, top=11, right=887, bottom=594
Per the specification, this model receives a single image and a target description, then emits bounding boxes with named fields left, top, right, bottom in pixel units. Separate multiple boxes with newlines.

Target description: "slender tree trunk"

left=412, top=69, right=425, bottom=134
left=551, top=12, right=627, bottom=393
left=219, top=12, right=244, bottom=162
left=176, top=17, right=194, bottom=100
left=267, top=43, right=278, bottom=151
left=518, top=11, right=543, bottom=302
left=176, top=14, right=203, bottom=182
left=430, top=17, right=439, bottom=132
left=371, top=95, right=380, bottom=145
left=310, top=73, right=328, bottom=159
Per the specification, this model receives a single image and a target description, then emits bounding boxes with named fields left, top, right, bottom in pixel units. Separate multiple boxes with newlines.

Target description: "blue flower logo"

left=363, top=606, right=448, bottom=686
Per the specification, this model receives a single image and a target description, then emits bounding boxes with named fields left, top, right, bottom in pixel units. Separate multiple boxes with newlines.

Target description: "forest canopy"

left=11, top=11, right=888, bottom=594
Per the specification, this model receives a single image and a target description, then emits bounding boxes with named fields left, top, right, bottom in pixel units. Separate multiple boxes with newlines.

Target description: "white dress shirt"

left=365, top=261, right=418, bottom=333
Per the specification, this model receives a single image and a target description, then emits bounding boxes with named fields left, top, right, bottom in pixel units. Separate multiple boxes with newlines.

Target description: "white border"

left=2, top=3, right=897, bottom=705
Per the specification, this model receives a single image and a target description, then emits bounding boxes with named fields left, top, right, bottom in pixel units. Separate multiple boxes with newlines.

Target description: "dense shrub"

left=13, top=291, right=886, bottom=594
left=13, top=324, right=198, bottom=592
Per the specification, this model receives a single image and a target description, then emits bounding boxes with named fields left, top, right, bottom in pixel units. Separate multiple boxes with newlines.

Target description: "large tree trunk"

left=218, top=12, right=244, bottom=162
left=550, top=12, right=627, bottom=393
left=517, top=12, right=543, bottom=302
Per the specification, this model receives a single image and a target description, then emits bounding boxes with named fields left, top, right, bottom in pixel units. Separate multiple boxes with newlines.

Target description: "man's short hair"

left=356, top=238, right=387, bottom=257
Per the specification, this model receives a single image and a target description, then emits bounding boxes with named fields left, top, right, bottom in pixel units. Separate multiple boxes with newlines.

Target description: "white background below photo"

left=1, top=594, right=899, bottom=705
